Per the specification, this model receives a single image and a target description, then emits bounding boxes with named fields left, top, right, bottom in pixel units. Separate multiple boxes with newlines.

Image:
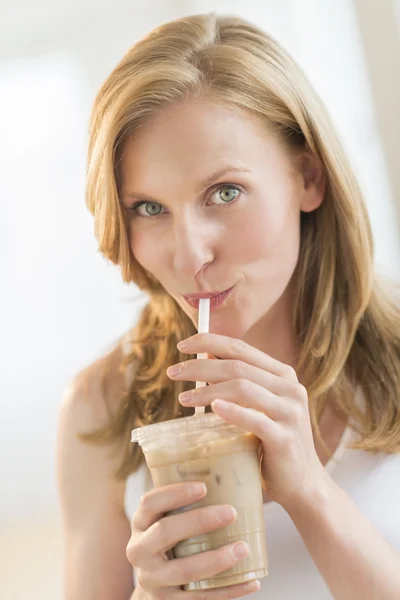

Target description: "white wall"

left=1, top=0, right=399, bottom=597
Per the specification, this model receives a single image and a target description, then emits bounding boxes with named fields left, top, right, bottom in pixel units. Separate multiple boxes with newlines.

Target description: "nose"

left=171, top=212, right=216, bottom=278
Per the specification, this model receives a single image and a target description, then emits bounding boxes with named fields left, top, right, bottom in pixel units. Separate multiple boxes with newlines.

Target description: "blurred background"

left=1, top=0, right=399, bottom=597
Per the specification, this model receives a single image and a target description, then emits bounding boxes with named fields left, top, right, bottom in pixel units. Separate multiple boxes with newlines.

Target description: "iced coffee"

left=131, top=412, right=268, bottom=590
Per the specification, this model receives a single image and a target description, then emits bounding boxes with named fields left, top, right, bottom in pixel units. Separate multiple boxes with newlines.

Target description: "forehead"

left=118, top=98, right=289, bottom=190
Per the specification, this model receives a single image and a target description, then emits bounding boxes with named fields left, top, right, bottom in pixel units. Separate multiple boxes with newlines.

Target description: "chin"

left=209, top=313, right=254, bottom=340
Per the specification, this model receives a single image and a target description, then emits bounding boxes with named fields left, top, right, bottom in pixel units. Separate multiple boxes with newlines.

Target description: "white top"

left=123, top=340, right=400, bottom=597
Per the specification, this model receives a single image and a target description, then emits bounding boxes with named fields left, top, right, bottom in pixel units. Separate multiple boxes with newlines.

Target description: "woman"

left=57, top=12, right=400, bottom=600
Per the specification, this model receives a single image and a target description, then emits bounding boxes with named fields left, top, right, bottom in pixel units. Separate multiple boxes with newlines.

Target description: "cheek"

left=230, top=201, right=300, bottom=265
left=128, top=227, right=157, bottom=272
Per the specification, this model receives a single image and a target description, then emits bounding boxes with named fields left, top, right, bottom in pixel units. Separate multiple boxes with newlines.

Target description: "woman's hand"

left=168, top=333, right=330, bottom=511
left=127, top=481, right=261, bottom=599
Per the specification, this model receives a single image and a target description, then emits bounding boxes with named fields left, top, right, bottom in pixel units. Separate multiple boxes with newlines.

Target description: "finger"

left=148, top=540, right=250, bottom=587
left=171, top=358, right=301, bottom=399
left=132, top=481, right=207, bottom=532
left=135, top=504, right=238, bottom=563
left=173, top=579, right=261, bottom=599
left=211, top=399, right=281, bottom=444
left=179, top=379, right=293, bottom=421
left=178, top=333, right=297, bottom=380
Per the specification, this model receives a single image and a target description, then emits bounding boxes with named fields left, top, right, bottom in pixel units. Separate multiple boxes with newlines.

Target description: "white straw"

left=195, top=298, right=210, bottom=415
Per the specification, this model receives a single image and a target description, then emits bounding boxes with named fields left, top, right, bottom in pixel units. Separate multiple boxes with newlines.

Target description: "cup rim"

left=131, top=412, right=244, bottom=444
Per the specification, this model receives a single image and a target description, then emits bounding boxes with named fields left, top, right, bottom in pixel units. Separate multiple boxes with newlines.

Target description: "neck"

left=243, top=285, right=299, bottom=368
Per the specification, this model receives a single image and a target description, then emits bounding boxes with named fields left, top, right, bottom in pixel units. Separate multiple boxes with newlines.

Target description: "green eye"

left=129, top=200, right=164, bottom=219
left=217, top=186, right=240, bottom=203
left=145, top=202, right=162, bottom=216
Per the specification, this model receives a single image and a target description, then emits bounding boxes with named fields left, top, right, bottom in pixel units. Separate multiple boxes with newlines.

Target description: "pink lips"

left=183, top=287, right=234, bottom=311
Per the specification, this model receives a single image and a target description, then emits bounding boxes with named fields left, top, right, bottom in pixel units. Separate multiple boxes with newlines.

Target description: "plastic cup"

left=131, top=412, right=268, bottom=589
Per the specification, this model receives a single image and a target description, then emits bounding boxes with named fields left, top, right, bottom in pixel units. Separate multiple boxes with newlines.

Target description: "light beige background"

left=1, top=0, right=399, bottom=598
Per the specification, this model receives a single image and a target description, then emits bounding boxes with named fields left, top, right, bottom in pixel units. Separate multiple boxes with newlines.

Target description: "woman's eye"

left=211, top=185, right=241, bottom=204
left=131, top=201, right=164, bottom=218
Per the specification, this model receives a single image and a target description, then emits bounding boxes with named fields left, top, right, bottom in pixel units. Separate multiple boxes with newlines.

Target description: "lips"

left=183, top=287, right=234, bottom=311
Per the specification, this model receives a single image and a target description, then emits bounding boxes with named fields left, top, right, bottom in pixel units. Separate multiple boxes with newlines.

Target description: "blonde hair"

left=84, top=13, right=400, bottom=478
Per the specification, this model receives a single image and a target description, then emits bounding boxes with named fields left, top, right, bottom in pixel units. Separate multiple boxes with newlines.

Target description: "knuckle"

left=126, top=538, right=141, bottom=566
left=178, top=561, right=194, bottom=583
left=235, top=377, right=252, bottom=395
left=166, top=557, right=192, bottom=585
left=230, top=360, right=247, bottom=378
left=296, top=383, right=308, bottom=403
left=228, top=337, right=247, bottom=354
left=151, top=518, right=169, bottom=548
left=138, top=491, right=153, bottom=516
left=283, top=364, right=297, bottom=381
left=286, top=381, right=308, bottom=403
left=130, top=513, right=139, bottom=531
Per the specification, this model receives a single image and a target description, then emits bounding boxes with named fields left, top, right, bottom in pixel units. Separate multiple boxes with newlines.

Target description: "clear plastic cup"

left=131, top=412, right=268, bottom=589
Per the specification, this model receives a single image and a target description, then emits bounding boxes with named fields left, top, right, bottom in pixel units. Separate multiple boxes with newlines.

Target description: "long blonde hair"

left=84, top=13, right=400, bottom=478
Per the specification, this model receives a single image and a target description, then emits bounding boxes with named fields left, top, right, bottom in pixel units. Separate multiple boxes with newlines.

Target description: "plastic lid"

left=131, top=412, right=243, bottom=445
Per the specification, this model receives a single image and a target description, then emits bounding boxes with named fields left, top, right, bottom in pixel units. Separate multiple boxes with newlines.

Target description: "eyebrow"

left=121, top=165, right=251, bottom=203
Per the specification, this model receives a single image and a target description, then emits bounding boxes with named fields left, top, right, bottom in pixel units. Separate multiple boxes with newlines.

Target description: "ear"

left=297, top=149, right=326, bottom=213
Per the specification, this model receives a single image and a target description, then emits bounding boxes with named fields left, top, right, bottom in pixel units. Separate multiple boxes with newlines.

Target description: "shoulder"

left=67, top=334, right=128, bottom=421
left=62, top=323, right=139, bottom=427
left=57, top=332, right=134, bottom=522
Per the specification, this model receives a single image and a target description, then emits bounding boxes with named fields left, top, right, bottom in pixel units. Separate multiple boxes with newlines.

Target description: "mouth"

left=183, top=286, right=235, bottom=311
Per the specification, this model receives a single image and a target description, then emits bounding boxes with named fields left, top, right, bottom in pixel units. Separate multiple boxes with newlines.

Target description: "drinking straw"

left=195, top=298, right=210, bottom=415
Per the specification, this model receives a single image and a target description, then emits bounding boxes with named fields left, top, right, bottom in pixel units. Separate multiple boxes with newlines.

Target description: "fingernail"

left=232, top=541, right=249, bottom=559
left=217, top=505, right=237, bottom=522
left=243, top=580, right=260, bottom=592
left=167, top=364, right=181, bottom=377
left=189, top=482, right=207, bottom=497
left=179, top=391, right=194, bottom=404
left=177, top=340, right=189, bottom=350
